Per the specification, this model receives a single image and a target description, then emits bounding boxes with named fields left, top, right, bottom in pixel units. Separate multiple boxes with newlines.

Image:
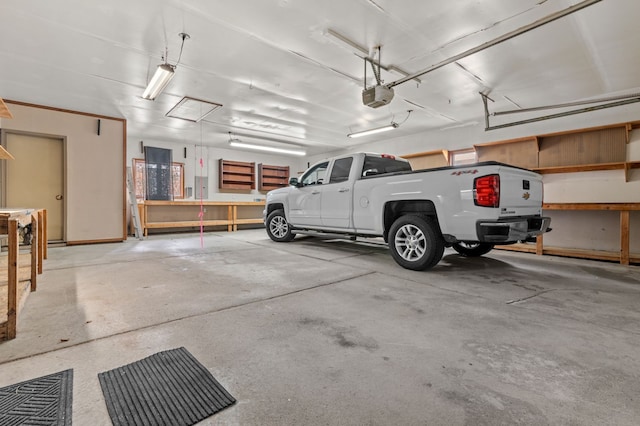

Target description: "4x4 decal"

left=451, top=169, right=479, bottom=176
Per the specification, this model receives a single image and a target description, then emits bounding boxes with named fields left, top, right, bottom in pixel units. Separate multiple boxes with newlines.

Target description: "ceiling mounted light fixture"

left=228, top=133, right=306, bottom=156
left=347, top=122, right=399, bottom=138
left=347, top=109, right=412, bottom=138
left=142, top=32, right=190, bottom=100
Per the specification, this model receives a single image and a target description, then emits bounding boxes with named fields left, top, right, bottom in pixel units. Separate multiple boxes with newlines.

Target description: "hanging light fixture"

left=227, top=133, right=306, bottom=156
left=142, top=64, right=176, bottom=100
left=347, top=122, right=399, bottom=138
left=228, top=140, right=306, bottom=156
left=347, top=110, right=412, bottom=138
left=142, top=33, right=189, bottom=100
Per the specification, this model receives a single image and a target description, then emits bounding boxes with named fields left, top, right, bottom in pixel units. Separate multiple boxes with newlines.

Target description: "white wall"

left=127, top=139, right=306, bottom=202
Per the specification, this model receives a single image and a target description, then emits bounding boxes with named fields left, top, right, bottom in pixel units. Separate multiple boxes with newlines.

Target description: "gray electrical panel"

left=194, top=176, right=208, bottom=199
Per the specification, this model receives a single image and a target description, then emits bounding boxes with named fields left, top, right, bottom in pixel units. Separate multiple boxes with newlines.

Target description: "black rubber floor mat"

left=0, top=369, right=73, bottom=426
left=98, top=347, right=235, bottom=426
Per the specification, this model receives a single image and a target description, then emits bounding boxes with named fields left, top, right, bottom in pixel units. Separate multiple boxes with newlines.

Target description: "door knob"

left=55, top=195, right=63, bottom=200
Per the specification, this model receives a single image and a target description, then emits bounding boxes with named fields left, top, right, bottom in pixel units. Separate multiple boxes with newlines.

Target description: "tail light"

left=474, top=174, right=500, bottom=207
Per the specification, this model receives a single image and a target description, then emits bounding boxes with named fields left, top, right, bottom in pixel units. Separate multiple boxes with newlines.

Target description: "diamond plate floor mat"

left=0, top=369, right=73, bottom=425
left=98, top=347, right=235, bottom=426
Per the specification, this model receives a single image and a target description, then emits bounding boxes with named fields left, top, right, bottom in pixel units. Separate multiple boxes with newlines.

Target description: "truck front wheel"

left=389, top=215, right=444, bottom=271
left=452, top=242, right=494, bottom=257
left=266, top=209, right=295, bottom=242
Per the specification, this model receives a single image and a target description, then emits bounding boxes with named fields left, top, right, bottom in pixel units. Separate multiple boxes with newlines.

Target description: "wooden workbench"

left=138, top=200, right=265, bottom=236
left=0, top=208, right=46, bottom=341
left=497, top=203, right=640, bottom=265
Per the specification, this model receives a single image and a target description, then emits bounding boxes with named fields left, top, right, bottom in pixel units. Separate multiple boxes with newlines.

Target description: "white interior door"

left=5, top=133, right=64, bottom=241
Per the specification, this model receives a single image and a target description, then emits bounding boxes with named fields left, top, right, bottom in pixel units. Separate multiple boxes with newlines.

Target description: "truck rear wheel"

left=389, top=215, right=444, bottom=271
left=452, top=242, right=494, bottom=257
left=266, top=209, right=295, bottom=242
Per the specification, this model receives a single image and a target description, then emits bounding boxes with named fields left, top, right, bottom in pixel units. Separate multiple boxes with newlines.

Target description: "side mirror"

left=289, top=177, right=299, bottom=187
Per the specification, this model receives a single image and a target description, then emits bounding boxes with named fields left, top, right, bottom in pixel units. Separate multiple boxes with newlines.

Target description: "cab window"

left=301, top=162, right=328, bottom=186
left=329, top=157, right=353, bottom=183
left=362, top=155, right=411, bottom=176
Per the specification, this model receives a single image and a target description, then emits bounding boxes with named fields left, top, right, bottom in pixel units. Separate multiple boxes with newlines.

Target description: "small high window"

left=450, top=149, right=477, bottom=166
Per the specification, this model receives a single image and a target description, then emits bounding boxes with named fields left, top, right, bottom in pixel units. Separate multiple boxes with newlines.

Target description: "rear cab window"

left=362, top=154, right=412, bottom=177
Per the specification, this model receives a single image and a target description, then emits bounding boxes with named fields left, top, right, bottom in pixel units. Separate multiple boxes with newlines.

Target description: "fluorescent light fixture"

left=142, top=63, right=175, bottom=100
left=229, top=140, right=306, bottom=156
left=347, top=122, right=399, bottom=138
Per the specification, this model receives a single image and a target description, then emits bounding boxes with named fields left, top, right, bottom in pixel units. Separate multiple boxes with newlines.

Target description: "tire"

left=388, top=215, right=445, bottom=271
left=266, top=209, right=295, bottom=242
left=452, top=242, right=494, bottom=257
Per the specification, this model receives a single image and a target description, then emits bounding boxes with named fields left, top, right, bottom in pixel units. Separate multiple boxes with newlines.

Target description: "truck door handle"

left=338, top=188, right=350, bottom=193
left=311, top=190, right=320, bottom=195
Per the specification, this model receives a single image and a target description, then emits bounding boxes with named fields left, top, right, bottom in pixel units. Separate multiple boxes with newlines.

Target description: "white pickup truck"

left=263, top=152, right=551, bottom=270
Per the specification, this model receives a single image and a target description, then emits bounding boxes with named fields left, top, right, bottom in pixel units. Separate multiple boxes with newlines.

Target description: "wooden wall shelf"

left=258, top=164, right=290, bottom=191
left=469, top=123, right=637, bottom=181
left=533, top=161, right=640, bottom=182
left=219, top=159, right=255, bottom=190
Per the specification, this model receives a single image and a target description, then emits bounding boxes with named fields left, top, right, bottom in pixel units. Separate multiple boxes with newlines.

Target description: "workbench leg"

left=233, top=206, right=238, bottom=232
left=143, top=205, right=148, bottom=237
left=42, top=209, right=48, bottom=259
left=31, top=214, right=38, bottom=291
left=227, top=205, right=233, bottom=232
left=138, top=204, right=146, bottom=238
left=620, top=210, right=630, bottom=265
left=7, top=219, right=18, bottom=340
left=37, top=210, right=44, bottom=273
left=536, top=234, right=543, bottom=255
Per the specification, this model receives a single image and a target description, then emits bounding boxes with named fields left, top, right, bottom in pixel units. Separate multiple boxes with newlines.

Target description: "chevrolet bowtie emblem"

left=522, top=192, right=530, bottom=200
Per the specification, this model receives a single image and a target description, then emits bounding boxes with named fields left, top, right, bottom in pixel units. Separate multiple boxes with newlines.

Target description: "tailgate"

left=497, top=166, right=543, bottom=216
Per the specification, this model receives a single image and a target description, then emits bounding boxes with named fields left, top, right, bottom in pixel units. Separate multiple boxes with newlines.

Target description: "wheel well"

left=383, top=200, right=439, bottom=241
left=266, top=203, right=284, bottom=217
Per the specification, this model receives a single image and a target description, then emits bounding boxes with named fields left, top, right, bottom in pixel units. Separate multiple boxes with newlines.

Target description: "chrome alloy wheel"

left=269, top=215, right=289, bottom=238
left=394, top=224, right=427, bottom=261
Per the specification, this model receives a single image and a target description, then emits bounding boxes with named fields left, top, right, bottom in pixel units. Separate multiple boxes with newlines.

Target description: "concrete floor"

left=1, top=229, right=639, bottom=425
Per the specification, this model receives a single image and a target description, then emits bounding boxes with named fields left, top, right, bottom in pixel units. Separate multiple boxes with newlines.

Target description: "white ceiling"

left=1, top=0, right=639, bottom=156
